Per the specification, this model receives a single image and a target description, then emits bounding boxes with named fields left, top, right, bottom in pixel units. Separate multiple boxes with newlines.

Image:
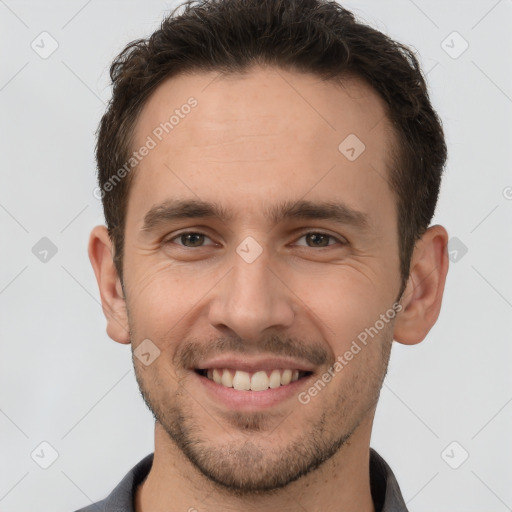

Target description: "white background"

left=1, top=1, right=511, bottom=511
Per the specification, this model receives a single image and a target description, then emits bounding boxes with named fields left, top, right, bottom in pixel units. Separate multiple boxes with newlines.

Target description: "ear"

left=88, top=225, right=130, bottom=344
left=393, top=224, right=449, bottom=345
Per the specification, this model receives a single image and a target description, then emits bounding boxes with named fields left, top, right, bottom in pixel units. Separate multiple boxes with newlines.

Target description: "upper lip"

left=194, top=355, right=316, bottom=373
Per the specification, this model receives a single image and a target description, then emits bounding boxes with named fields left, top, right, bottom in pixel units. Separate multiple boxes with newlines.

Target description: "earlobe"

left=393, top=225, right=449, bottom=345
left=88, top=225, right=130, bottom=344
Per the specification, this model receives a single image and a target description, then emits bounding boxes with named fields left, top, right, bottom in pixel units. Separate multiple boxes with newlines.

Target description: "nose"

left=207, top=247, right=295, bottom=342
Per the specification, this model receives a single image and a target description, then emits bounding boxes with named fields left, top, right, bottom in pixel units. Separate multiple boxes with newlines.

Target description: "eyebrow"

left=141, top=198, right=371, bottom=232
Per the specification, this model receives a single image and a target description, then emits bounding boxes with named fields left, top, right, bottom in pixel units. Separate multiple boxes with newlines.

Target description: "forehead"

left=134, top=66, right=392, bottom=153
left=128, top=66, right=397, bottom=231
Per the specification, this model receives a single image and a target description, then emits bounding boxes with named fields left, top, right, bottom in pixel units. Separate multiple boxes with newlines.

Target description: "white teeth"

left=250, top=371, right=269, bottom=391
left=221, top=369, right=233, bottom=387
left=204, top=368, right=306, bottom=391
left=281, top=369, right=292, bottom=385
left=233, top=370, right=251, bottom=390
left=213, top=368, right=222, bottom=384
left=269, top=369, right=281, bottom=389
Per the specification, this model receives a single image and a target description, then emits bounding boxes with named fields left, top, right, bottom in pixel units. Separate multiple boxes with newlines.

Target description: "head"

left=89, top=0, right=449, bottom=495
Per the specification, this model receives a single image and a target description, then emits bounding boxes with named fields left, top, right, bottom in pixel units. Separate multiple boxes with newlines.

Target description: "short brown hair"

left=96, top=0, right=447, bottom=294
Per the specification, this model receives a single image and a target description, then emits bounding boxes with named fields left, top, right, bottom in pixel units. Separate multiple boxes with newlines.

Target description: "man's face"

left=122, top=67, right=403, bottom=492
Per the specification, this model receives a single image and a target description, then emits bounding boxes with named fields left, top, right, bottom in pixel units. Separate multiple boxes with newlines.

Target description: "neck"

left=135, top=417, right=376, bottom=512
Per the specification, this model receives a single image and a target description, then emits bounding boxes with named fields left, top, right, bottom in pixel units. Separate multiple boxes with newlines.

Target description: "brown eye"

left=181, top=233, right=204, bottom=247
left=294, top=232, right=345, bottom=248
left=167, top=232, right=214, bottom=248
left=306, top=233, right=330, bottom=247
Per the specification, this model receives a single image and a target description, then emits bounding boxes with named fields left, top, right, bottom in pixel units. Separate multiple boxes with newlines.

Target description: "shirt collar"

left=80, top=448, right=408, bottom=511
left=369, top=448, right=409, bottom=511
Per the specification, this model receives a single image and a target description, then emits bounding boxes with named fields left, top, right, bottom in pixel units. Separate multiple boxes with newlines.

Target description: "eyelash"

left=164, top=230, right=347, bottom=249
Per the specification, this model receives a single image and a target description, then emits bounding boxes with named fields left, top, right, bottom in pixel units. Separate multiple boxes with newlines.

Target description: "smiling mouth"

left=195, top=368, right=313, bottom=391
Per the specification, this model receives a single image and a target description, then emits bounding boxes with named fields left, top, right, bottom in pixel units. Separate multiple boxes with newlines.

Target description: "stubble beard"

left=131, top=325, right=394, bottom=496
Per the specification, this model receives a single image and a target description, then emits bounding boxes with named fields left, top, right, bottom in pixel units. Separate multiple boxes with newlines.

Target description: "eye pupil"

left=182, top=233, right=204, bottom=247
left=307, top=233, right=329, bottom=247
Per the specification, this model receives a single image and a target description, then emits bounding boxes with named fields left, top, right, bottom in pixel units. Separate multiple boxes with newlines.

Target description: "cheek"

left=289, top=265, right=389, bottom=353
left=125, top=263, right=196, bottom=337
left=125, top=243, right=396, bottom=355
left=124, top=259, right=227, bottom=349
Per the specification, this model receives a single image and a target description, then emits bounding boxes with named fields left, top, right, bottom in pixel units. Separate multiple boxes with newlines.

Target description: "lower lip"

left=195, top=371, right=314, bottom=411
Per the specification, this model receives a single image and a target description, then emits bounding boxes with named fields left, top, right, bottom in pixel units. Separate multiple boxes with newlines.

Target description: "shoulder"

left=370, top=448, right=409, bottom=512
left=71, top=453, right=154, bottom=512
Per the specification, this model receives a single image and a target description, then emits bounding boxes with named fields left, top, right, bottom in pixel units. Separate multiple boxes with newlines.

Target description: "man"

left=80, top=0, right=449, bottom=510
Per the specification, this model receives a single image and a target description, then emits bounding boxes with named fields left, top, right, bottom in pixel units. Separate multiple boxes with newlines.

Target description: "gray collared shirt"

left=73, top=448, right=409, bottom=511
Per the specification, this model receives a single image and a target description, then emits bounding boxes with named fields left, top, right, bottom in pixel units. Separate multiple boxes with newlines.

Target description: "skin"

left=89, top=66, right=449, bottom=512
